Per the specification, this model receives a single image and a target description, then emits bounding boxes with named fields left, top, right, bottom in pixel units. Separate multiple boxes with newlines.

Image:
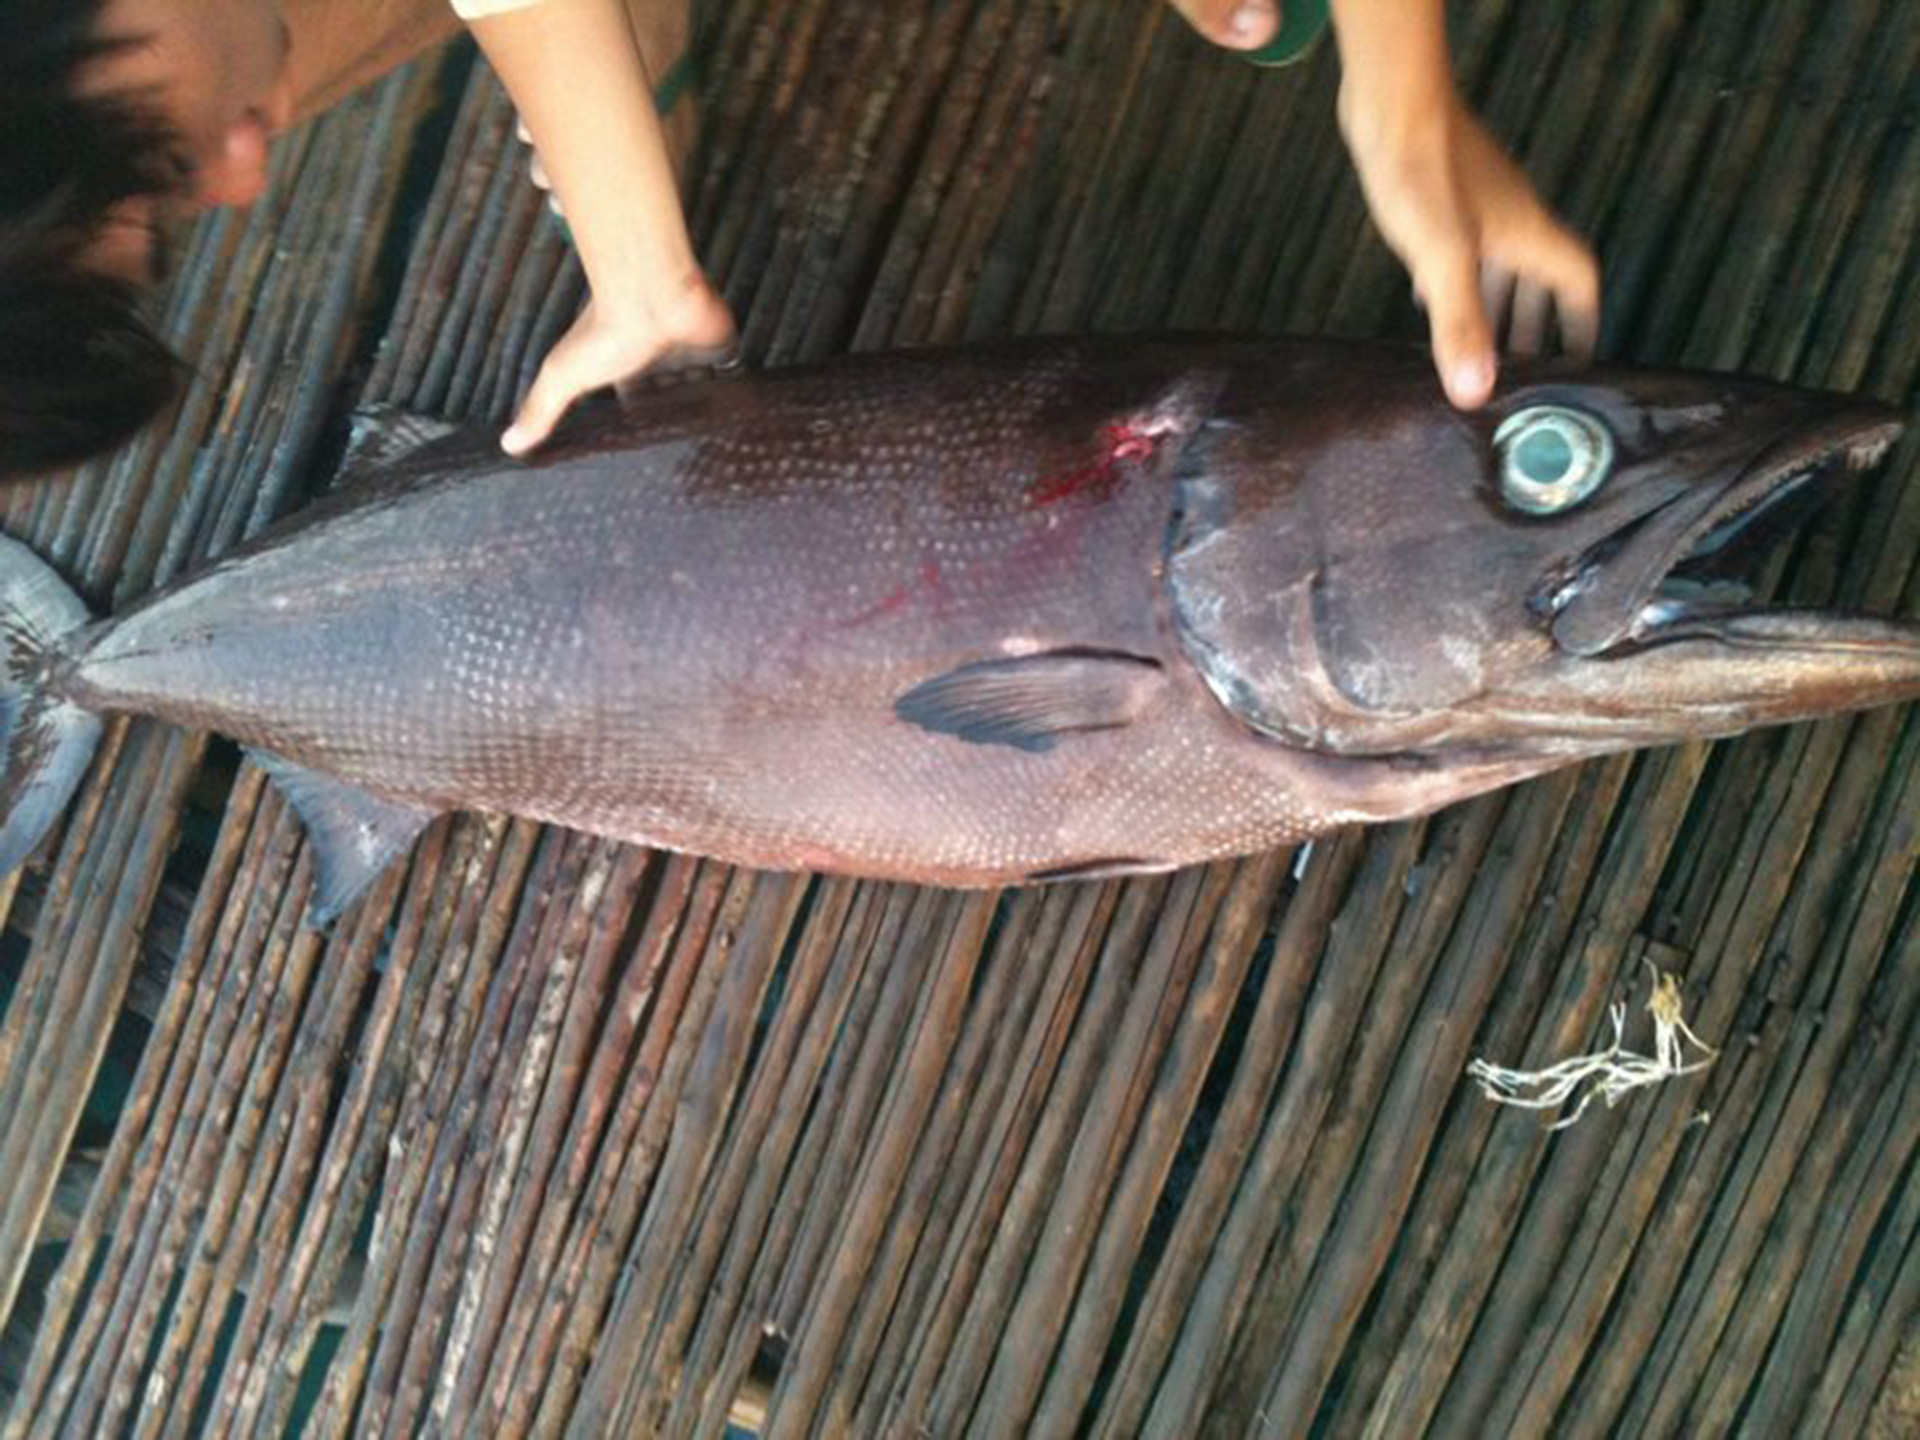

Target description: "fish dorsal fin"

left=249, top=751, right=439, bottom=925
left=339, top=406, right=462, bottom=481
left=894, top=649, right=1164, bottom=752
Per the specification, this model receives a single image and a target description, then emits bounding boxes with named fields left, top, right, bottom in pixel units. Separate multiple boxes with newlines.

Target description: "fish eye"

left=1494, top=406, right=1615, bottom=515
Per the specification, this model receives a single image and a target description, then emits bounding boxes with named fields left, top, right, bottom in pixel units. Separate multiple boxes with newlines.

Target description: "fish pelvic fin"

left=0, top=535, right=100, bottom=875
left=247, top=751, right=438, bottom=927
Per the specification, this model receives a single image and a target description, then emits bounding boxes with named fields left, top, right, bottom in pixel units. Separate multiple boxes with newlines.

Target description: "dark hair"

left=0, top=0, right=188, bottom=481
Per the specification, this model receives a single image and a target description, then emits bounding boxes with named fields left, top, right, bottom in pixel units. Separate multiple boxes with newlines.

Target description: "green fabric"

left=1242, top=0, right=1330, bottom=67
left=653, top=51, right=695, bottom=116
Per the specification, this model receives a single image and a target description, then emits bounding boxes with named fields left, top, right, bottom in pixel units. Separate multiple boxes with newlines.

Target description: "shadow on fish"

left=0, top=336, right=1912, bottom=925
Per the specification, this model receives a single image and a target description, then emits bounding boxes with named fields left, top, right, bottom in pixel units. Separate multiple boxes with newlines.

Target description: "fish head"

left=1168, top=348, right=1915, bottom=768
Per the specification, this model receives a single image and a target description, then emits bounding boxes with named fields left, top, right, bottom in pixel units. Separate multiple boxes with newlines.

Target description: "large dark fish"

left=0, top=337, right=1913, bottom=921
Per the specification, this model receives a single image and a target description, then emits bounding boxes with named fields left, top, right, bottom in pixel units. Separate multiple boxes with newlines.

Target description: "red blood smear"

left=1025, top=424, right=1156, bottom=509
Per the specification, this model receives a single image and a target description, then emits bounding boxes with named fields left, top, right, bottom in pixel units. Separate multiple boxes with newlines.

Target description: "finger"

left=1558, top=294, right=1600, bottom=361
left=1452, top=117, right=1601, bottom=359
left=1521, top=220, right=1600, bottom=315
left=1164, top=0, right=1279, bottom=50
left=1504, top=220, right=1601, bottom=359
left=1480, top=263, right=1516, bottom=351
left=1507, top=275, right=1553, bottom=358
left=1551, top=250, right=1601, bottom=359
left=526, top=148, right=566, bottom=220
left=1414, top=238, right=1498, bottom=408
left=612, top=338, right=743, bottom=404
left=503, top=343, right=597, bottom=456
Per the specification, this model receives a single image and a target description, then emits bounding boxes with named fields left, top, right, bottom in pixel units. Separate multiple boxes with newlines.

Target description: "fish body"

left=2, top=336, right=1914, bottom=917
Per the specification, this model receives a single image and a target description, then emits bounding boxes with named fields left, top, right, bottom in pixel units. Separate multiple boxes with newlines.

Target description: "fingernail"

left=501, top=426, right=527, bottom=455
left=1229, top=1, right=1278, bottom=43
left=1450, top=354, right=1496, bottom=406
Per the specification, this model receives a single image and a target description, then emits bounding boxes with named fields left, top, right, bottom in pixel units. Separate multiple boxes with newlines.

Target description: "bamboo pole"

left=6, top=3, right=1920, bottom=1435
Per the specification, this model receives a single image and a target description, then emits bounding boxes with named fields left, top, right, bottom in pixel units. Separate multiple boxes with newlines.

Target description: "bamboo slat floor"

left=4, top=0, right=1920, bottom=1434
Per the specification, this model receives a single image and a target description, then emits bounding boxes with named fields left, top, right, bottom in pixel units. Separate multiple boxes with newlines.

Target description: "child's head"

left=2, top=0, right=292, bottom=480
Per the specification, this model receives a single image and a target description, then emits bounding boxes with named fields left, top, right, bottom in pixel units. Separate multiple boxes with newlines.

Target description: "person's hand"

left=501, top=273, right=735, bottom=456
left=1165, top=0, right=1282, bottom=49
left=1337, top=85, right=1599, bottom=407
left=469, top=0, right=734, bottom=456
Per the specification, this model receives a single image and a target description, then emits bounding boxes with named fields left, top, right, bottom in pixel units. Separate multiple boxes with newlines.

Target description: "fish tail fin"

left=0, top=535, right=100, bottom=875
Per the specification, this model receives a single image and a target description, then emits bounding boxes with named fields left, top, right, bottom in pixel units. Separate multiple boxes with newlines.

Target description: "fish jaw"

left=1427, top=610, right=1920, bottom=760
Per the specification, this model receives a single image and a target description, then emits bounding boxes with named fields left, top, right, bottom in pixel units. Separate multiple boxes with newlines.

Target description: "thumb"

left=1415, top=235, right=1498, bottom=409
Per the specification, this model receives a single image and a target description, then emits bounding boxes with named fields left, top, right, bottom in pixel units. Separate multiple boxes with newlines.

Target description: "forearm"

left=1329, top=0, right=1456, bottom=133
left=468, top=0, right=704, bottom=320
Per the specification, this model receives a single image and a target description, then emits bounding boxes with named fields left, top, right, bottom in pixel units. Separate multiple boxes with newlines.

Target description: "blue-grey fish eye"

left=1494, top=406, right=1615, bottom=514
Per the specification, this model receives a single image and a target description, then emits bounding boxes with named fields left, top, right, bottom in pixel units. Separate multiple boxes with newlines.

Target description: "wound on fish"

left=1026, top=423, right=1159, bottom=509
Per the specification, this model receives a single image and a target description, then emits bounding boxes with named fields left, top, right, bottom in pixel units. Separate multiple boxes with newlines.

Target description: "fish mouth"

left=1548, top=409, right=1906, bottom=659
left=1459, top=405, right=1920, bottom=755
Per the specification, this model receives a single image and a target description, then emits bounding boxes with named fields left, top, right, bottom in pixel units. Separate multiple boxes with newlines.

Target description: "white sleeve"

left=450, top=0, right=547, bottom=17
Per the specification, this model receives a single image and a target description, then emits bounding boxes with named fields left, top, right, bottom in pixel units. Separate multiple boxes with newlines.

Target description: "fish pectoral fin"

left=248, top=751, right=439, bottom=926
left=340, top=405, right=462, bottom=480
left=894, top=648, right=1164, bottom=752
